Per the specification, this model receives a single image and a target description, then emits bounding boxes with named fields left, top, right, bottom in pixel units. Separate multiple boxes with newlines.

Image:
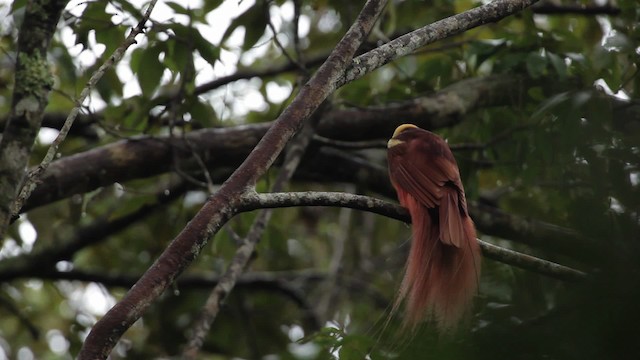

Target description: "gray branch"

left=79, top=0, right=545, bottom=357
left=182, top=104, right=326, bottom=358
left=0, top=0, right=68, bottom=241
left=78, top=0, right=388, bottom=358
left=11, top=0, right=159, bottom=219
left=238, top=191, right=586, bottom=281
left=339, top=0, right=541, bottom=86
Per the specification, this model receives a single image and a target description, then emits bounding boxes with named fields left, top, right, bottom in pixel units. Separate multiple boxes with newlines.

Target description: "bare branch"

left=0, top=182, right=186, bottom=281
left=182, top=104, right=326, bottom=357
left=237, top=191, right=586, bottom=281
left=11, top=0, right=159, bottom=222
left=266, top=13, right=306, bottom=74
left=78, top=0, right=388, bottom=357
left=188, top=55, right=326, bottom=100
left=478, top=240, right=586, bottom=281
left=292, top=0, right=305, bottom=67
left=339, top=0, right=541, bottom=86
left=22, top=74, right=530, bottom=212
left=312, top=135, right=387, bottom=150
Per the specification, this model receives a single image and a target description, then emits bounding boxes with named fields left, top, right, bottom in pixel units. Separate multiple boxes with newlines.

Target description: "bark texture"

left=0, top=0, right=68, bottom=238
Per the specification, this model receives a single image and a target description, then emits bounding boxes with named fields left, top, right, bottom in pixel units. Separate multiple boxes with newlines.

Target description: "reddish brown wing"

left=388, top=129, right=466, bottom=247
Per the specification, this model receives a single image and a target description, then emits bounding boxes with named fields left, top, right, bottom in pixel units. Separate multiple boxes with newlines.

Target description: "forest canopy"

left=0, top=0, right=639, bottom=359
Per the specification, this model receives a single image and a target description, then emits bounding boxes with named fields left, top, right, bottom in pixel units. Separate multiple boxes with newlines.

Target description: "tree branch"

left=0, top=182, right=186, bottom=281
left=236, top=191, right=586, bottom=281
left=11, top=0, right=159, bottom=226
left=187, top=55, right=326, bottom=101
left=0, top=0, right=68, bottom=241
left=478, top=240, right=585, bottom=281
left=339, top=0, right=541, bottom=86
left=182, top=104, right=326, bottom=357
left=78, top=0, right=388, bottom=357
left=22, top=74, right=528, bottom=213
left=4, top=268, right=322, bottom=326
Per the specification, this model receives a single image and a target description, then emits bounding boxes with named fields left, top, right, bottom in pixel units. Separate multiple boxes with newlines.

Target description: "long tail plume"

left=394, top=190, right=481, bottom=331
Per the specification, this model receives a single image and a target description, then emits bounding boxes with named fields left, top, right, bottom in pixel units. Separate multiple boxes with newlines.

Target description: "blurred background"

left=0, top=0, right=639, bottom=358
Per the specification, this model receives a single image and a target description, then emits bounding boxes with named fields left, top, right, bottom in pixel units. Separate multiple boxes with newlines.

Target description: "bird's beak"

left=387, top=138, right=403, bottom=148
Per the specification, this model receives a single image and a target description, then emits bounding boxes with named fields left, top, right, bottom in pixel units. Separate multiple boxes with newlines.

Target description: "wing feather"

left=439, top=188, right=464, bottom=248
left=389, top=132, right=468, bottom=248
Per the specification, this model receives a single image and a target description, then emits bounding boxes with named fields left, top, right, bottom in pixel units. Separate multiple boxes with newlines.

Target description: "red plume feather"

left=387, top=124, right=480, bottom=330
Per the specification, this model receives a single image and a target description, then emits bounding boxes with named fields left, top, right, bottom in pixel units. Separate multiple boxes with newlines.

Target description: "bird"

left=387, top=124, right=481, bottom=331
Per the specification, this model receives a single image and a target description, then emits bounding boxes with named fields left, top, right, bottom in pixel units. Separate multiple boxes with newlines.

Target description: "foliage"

left=0, top=0, right=639, bottom=359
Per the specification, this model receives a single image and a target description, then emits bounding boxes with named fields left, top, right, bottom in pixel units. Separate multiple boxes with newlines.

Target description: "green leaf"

left=95, top=25, right=126, bottom=57
left=194, top=32, right=220, bottom=66
left=165, top=1, right=190, bottom=15
left=220, top=3, right=267, bottom=50
left=547, top=51, right=567, bottom=79
left=75, top=2, right=109, bottom=50
left=525, top=51, right=548, bottom=78
left=467, top=39, right=506, bottom=69
left=129, top=47, right=144, bottom=73
left=95, top=67, right=123, bottom=101
left=188, top=99, right=216, bottom=126
left=137, top=46, right=164, bottom=95
left=10, top=0, right=26, bottom=13
left=203, top=0, right=224, bottom=12
left=527, top=86, right=545, bottom=101
left=165, top=40, right=193, bottom=73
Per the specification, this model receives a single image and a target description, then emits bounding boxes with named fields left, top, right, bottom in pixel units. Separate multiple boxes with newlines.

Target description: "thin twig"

left=0, top=294, right=40, bottom=340
left=266, top=11, right=306, bottom=74
left=317, top=185, right=353, bottom=321
left=450, top=124, right=531, bottom=151
left=11, top=0, right=159, bottom=216
left=312, top=135, right=387, bottom=150
left=292, top=0, right=305, bottom=68
left=182, top=104, right=326, bottom=358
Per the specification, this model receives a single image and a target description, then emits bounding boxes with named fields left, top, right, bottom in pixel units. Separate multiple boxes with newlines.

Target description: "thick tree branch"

left=0, top=0, right=68, bottom=240
left=16, top=123, right=587, bottom=260
left=78, top=0, right=388, bottom=357
left=22, top=74, right=527, bottom=212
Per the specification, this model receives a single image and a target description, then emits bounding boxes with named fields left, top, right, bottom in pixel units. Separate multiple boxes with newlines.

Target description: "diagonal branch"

left=79, top=0, right=546, bottom=356
left=182, top=104, right=326, bottom=358
left=78, top=0, right=388, bottom=358
left=10, top=0, right=159, bottom=226
left=478, top=240, right=584, bottom=281
left=339, top=0, right=541, bottom=86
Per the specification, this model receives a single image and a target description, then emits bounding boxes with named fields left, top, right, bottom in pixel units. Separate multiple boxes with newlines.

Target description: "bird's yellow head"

left=387, top=124, right=418, bottom=148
